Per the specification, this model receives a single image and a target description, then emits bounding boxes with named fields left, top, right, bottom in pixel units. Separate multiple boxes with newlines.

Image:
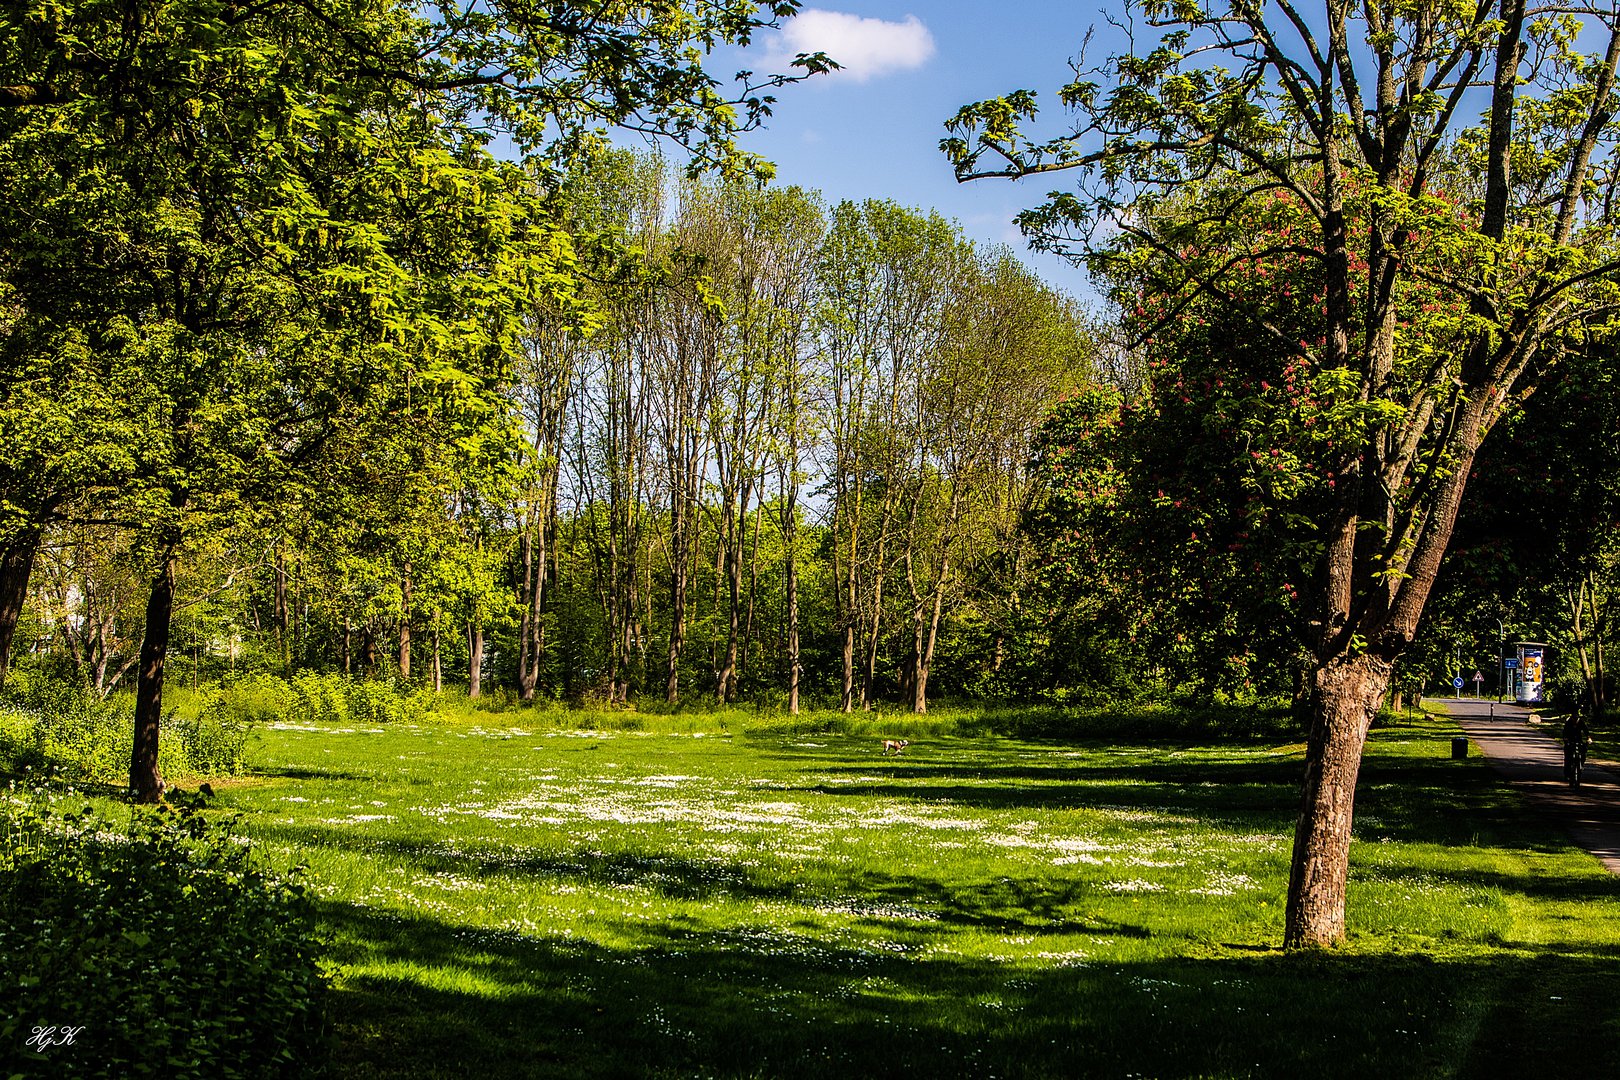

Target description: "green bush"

left=0, top=790, right=327, bottom=1079
left=166, top=672, right=288, bottom=776
left=343, top=677, right=433, bottom=725
left=285, top=671, right=434, bottom=726
left=0, top=673, right=128, bottom=786
left=288, top=671, right=350, bottom=726
left=167, top=696, right=255, bottom=776
left=215, top=672, right=292, bottom=726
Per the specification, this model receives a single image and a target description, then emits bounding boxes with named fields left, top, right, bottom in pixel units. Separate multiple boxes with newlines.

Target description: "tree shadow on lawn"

left=248, top=818, right=1154, bottom=939
left=792, top=747, right=1591, bottom=860
left=315, top=901, right=1620, bottom=1080
left=256, top=765, right=389, bottom=783
left=248, top=818, right=807, bottom=904
left=796, top=757, right=1303, bottom=817
left=1351, top=858, right=1620, bottom=908
left=1350, top=754, right=1618, bottom=856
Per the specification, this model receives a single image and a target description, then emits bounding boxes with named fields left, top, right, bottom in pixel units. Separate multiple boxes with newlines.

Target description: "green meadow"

left=163, top=707, right=1620, bottom=1078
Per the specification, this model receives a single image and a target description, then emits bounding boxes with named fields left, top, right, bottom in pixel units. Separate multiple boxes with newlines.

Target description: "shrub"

left=284, top=671, right=433, bottom=727
left=0, top=673, right=128, bottom=786
left=343, top=677, right=433, bottom=726
left=214, top=672, right=292, bottom=726
left=167, top=696, right=255, bottom=777
left=288, top=671, right=350, bottom=726
left=0, top=789, right=327, bottom=1079
left=166, top=673, right=288, bottom=777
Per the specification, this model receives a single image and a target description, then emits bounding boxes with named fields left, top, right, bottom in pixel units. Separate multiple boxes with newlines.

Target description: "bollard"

left=1451, top=737, right=1468, bottom=759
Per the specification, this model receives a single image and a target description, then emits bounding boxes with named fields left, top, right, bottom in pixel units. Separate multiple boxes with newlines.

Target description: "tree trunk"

left=915, top=572, right=947, bottom=714
left=785, top=501, right=801, bottom=716
left=0, top=526, right=41, bottom=689
left=274, top=541, right=290, bottom=676
left=432, top=620, right=442, bottom=694
left=837, top=546, right=856, bottom=712
left=665, top=540, right=687, bottom=703
left=1571, top=582, right=1596, bottom=706
left=742, top=496, right=764, bottom=689
left=130, top=550, right=177, bottom=803
left=518, top=528, right=540, bottom=701
left=1290, top=661, right=1313, bottom=727
left=905, top=546, right=924, bottom=711
left=398, top=564, right=412, bottom=680
left=861, top=567, right=886, bottom=710
left=1284, top=652, right=1392, bottom=948
left=717, top=535, right=742, bottom=703
left=860, top=513, right=894, bottom=710
left=468, top=621, right=484, bottom=698
left=841, top=626, right=856, bottom=713
left=1584, top=576, right=1606, bottom=714
left=1594, top=581, right=1607, bottom=714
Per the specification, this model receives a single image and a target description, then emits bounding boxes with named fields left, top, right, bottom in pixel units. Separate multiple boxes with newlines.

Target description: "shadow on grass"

left=257, top=765, right=390, bottom=783
left=795, top=756, right=1299, bottom=819
left=315, top=899, right=1620, bottom=1080
left=247, top=818, right=1153, bottom=939
left=759, top=739, right=1599, bottom=864
left=250, top=818, right=806, bottom=904
left=1352, top=859, right=1620, bottom=907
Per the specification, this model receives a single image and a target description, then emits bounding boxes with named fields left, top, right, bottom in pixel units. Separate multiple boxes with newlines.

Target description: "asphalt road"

left=1446, top=697, right=1620, bottom=873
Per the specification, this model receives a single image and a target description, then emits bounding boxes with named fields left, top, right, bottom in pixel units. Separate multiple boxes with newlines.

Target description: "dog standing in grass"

left=882, top=739, right=909, bottom=756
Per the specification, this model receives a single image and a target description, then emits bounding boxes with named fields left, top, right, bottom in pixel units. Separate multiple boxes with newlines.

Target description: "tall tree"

left=0, top=0, right=823, bottom=684
left=902, top=250, right=1089, bottom=711
left=947, top=1, right=1620, bottom=945
left=649, top=199, right=723, bottom=705
left=818, top=202, right=965, bottom=710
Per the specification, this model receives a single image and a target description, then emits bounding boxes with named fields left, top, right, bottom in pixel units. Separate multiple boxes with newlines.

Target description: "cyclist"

left=1563, top=705, right=1592, bottom=787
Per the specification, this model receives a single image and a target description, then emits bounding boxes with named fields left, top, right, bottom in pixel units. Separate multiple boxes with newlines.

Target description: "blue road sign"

left=1503, top=658, right=1519, bottom=669
left=1453, top=676, right=1465, bottom=689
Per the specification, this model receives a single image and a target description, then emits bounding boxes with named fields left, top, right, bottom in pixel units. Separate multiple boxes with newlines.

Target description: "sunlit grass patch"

left=179, top=709, right=1620, bottom=1077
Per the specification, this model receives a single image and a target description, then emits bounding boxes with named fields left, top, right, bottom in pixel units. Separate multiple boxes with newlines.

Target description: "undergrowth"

left=0, top=787, right=327, bottom=1079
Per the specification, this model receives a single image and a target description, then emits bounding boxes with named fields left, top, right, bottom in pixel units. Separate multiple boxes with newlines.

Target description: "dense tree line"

left=0, top=0, right=830, bottom=800
left=12, top=153, right=1093, bottom=723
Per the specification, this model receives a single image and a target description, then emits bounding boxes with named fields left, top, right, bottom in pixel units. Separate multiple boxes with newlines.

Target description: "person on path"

left=1563, top=705, right=1592, bottom=786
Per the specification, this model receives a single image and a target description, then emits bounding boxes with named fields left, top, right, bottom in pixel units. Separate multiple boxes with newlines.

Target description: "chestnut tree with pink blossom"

left=948, top=0, right=1620, bottom=946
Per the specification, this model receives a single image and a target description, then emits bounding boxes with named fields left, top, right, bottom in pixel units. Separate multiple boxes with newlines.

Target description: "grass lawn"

left=188, top=709, right=1620, bottom=1078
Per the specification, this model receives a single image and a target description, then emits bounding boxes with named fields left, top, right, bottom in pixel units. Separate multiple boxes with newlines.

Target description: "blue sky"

left=716, top=3, right=1105, bottom=301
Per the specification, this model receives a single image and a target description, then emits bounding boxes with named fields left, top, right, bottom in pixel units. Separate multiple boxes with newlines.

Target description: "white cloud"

left=767, top=9, right=936, bottom=82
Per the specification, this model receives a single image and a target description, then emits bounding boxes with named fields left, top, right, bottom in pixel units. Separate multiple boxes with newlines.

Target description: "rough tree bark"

left=273, top=540, right=290, bottom=675
left=468, top=621, right=484, bottom=698
left=783, top=477, right=801, bottom=715
left=129, top=549, right=177, bottom=803
left=398, top=563, right=412, bottom=680
left=432, top=620, right=442, bottom=694
left=1284, top=653, right=1392, bottom=943
left=0, top=526, right=42, bottom=689
left=517, top=525, right=542, bottom=700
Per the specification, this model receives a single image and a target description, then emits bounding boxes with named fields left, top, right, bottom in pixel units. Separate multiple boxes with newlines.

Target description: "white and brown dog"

left=881, top=739, right=909, bottom=756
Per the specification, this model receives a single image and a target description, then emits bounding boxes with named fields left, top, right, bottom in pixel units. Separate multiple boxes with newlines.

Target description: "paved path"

left=1446, top=698, right=1620, bottom=873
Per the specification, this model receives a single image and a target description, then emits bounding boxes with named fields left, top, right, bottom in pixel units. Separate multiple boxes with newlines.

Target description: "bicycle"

left=1564, top=739, right=1587, bottom=788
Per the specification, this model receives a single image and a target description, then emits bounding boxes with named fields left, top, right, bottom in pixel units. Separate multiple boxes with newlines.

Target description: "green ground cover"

left=167, top=707, right=1620, bottom=1079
